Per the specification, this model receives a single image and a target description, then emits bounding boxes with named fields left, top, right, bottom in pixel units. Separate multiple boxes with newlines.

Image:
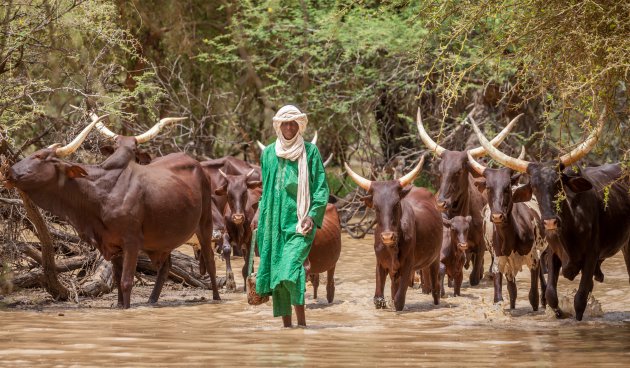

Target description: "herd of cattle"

left=3, top=109, right=630, bottom=321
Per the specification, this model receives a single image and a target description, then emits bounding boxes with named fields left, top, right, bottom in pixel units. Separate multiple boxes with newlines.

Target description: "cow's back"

left=308, top=204, right=342, bottom=274
left=406, top=187, right=442, bottom=269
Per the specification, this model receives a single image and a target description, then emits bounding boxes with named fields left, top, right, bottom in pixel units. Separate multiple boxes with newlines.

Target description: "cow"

left=303, top=203, right=342, bottom=303
left=416, top=108, right=521, bottom=286
left=470, top=112, right=630, bottom=320
left=345, top=156, right=443, bottom=311
left=5, top=113, right=221, bottom=308
left=213, top=169, right=262, bottom=291
left=439, top=215, right=471, bottom=297
left=467, top=148, right=547, bottom=311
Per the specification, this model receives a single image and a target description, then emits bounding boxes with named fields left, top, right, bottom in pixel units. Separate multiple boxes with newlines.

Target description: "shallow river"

left=1, top=234, right=629, bottom=366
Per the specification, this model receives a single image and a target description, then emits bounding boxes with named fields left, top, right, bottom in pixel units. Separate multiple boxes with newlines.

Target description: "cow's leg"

left=545, top=252, right=563, bottom=318
left=622, top=243, right=630, bottom=284
left=539, top=262, right=547, bottom=308
left=429, top=260, right=441, bottom=305
left=312, top=274, right=320, bottom=300
left=393, top=269, right=412, bottom=311
left=326, top=266, right=335, bottom=303
left=574, top=257, right=596, bottom=321
left=120, top=244, right=140, bottom=309
left=111, top=254, right=124, bottom=308
left=493, top=271, right=504, bottom=303
left=469, top=246, right=484, bottom=286
left=529, top=265, right=540, bottom=311
left=454, top=270, right=463, bottom=297
left=197, top=229, right=221, bottom=301
left=374, top=264, right=387, bottom=309
left=149, top=253, right=171, bottom=304
left=506, top=277, right=517, bottom=309
left=223, top=242, right=236, bottom=291
left=439, top=263, right=446, bottom=297
left=420, top=268, right=431, bottom=294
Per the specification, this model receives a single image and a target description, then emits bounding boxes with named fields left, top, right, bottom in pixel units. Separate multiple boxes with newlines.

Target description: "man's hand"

left=301, top=216, right=314, bottom=234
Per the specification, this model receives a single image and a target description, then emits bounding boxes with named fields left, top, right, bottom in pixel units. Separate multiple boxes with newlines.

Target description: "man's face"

left=280, top=121, right=299, bottom=140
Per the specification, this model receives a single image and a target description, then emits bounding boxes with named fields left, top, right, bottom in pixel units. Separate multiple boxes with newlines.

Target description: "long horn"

left=517, top=146, right=526, bottom=160
left=398, top=155, right=425, bottom=187
left=470, top=116, right=530, bottom=173
left=257, top=141, right=266, bottom=152
left=466, top=151, right=486, bottom=176
left=52, top=114, right=110, bottom=157
left=218, top=169, right=228, bottom=179
left=416, top=108, right=446, bottom=156
left=323, top=153, right=333, bottom=167
left=89, top=112, right=119, bottom=139
left=468, top=113, right=523, bottom=157
left=559, top=109, right=606, bottom=166
left=245, top=169, right=255, bottom=178
left=311, top=130, right=318, bottom=145
left=343, top=162, right=372, bottom=191
left=135, top=117, right=187, bottom=144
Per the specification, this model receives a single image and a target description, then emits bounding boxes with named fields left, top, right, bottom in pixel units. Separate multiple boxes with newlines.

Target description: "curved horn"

left=468, top=113, right=523, bottom=157
left=517, top=146, right=526, bottom=160
left=466, top=151, right=486, bottom=176
left=218, top=169, right=228, bottom=180
left=52, top=114, right=110, bottom=157
left=245, top=169, right=255, bottom=178
left=416, top=107, right=446, bottom=156
left=88, top=112, right=118, bottom=139
left=343, top=162, right=372, bottom=191
left=323, top=153, right=333, bottom=168
left=311, top=130, right=318, bottom=145
left=257, top=141, right=267, bottom=152
left=470, top=116, right=530, bottom=173
left=559, top=109, right=606, bottom=166
left=135, top=117, right=187, bottom=144
left=398, top=155, right=425, bottom=187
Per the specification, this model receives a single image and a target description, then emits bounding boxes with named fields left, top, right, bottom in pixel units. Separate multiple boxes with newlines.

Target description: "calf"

left=439, top=216, right=471, bottom=297
left=345, top=156, right=443, bottom=311
left=468, top=150, right=547, bottom=311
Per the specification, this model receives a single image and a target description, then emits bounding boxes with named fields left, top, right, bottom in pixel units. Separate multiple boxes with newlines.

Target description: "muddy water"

left=1, top=234, right=629, bottom=366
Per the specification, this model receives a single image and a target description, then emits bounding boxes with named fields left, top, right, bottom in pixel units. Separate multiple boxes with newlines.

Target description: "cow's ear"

left=99, top=145, right=115, bottom=156
left=563, top=175, right=593, bottom=193
left=136, top=151, right=152, bottom=165
left=510, top=172, right=522, bottom=185
left=247, top=180, right=262, bottom=189
left=214, top=184, right=228, bottom=196
left=361, top=195, right=373, bottom=208
left=399, top=185, right=413, bottom=199
left=465, top=215, right=472, bottom=224
left=512, top=183, right=533, bottom=203
left=473, top=179, right=486, bottom=193
left=442, top=218, right=452, bottom=228
left=65, top=165, right=88, bottom=179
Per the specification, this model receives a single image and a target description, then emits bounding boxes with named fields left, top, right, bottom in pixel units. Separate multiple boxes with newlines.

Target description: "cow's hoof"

left=225, top=273, right=236, bottom=291
left=373, top=297, right=386, bottom=309
left=553, top=308, right=570, bottom=319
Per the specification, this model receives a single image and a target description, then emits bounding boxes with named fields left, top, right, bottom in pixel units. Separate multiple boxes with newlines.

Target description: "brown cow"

left=416, top=108, right=521, bottom=286
left=468, top=149, right=547, bottom=311
left=6, top=113, right=221, bottom=308
left=345, top=156, right=443, bottom=311
left=303, top=203, right=342, bottom=303
left=214, top=169, right=261, bottom=291
left=471, top=112, right=630, bottom=320
left=439, top=216, right=471, bottom=297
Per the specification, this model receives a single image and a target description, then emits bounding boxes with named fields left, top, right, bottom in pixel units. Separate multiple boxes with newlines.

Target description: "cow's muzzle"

left=436, top=201, right=447, bottom=211
left=380, top=232, right=398, bottom=246
left=544, top=218, right=559, bottom=231
left=491, top=213, right=506, bottom=224
left=457, top=242, right=468, bottom=251
left=232, top=214, right=244, bottom=224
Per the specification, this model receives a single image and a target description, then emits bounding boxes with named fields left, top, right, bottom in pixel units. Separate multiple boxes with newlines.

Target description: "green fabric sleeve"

left=306, top=144, right=329, bottom=229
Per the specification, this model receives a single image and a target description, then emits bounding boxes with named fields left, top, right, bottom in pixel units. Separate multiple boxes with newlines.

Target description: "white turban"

left=273, top=105, right=310, bottom=235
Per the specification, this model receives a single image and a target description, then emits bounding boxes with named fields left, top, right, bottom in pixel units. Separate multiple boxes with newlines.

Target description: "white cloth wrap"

left=272, top=105, right=310, bottom=235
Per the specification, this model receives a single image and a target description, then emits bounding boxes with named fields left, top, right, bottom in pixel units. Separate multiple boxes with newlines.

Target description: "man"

left=256, top=105, right=329, bottom=327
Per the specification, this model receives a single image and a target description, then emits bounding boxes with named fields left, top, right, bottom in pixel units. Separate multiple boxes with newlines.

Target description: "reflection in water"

left=1, top=234, right=629, bottom=366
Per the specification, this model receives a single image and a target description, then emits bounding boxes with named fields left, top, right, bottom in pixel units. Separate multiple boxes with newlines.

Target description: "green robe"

left=256, top=142, right=329, bottom=317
